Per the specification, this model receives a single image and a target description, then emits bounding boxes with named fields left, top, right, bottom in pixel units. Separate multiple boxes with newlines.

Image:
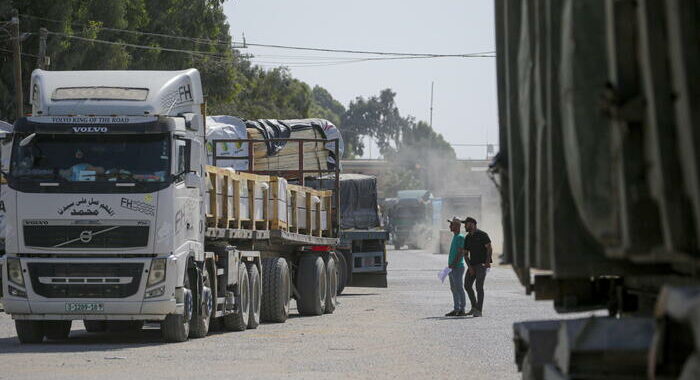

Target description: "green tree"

left=210, top=65, right=312, bottom=119
left=0, top=0, right=238, bottom=122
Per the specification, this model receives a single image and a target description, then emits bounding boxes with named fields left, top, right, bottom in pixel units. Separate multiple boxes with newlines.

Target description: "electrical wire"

left=246, top=42, right=494, bottom=57
left=21, top=14, right=494, bottom=59
left=20, top=14, right=237, bottom=48
left=46, top=31, right=231, bottom=60
left=0, top=47, right=39, bottom=58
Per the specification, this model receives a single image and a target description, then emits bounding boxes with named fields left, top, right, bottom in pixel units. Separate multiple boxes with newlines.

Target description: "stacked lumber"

left=206, top=116, right=343, bottom=175
left=246, top=120, right=329, bottom=174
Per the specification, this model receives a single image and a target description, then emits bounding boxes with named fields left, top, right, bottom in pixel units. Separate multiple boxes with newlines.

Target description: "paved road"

left=0, top=249, right=580, bottom=379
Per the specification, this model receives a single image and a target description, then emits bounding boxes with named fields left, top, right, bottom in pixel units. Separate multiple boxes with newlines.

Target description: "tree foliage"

left=0, top=0, right=241, bottom=121
left=0, top=2, right=455, bottom=198
left=342, top=89, right=455, bottom=196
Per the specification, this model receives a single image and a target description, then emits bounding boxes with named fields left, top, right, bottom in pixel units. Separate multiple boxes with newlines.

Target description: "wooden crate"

left=236, top=171, right=270, bottom=231
left=269, top=177, right=289, bottom=231
left=205, top=165, right=332, bottom=238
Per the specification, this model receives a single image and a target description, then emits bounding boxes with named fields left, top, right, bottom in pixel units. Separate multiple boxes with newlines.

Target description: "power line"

left=46, top=31, right=232, bottom=59
left=21, top=14, right=494, bottom=59
left=0, top=47, right=39, bottom=58
left=246, top=42, right=495, bottom=58
left=20, top=14, right=240, bottom=48
left=45, top=31, right=492, bottom=68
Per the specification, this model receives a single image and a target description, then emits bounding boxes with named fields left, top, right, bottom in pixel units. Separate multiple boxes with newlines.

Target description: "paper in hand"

left=438, top=267, right=452, bottom=283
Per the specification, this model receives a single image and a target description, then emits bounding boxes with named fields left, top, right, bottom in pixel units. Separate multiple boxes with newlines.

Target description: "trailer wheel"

left=297, top=255, right=327, bottom=316
left=246, top=262, right=261, bottom=329
left=223, top=263, right=249, bottom=331
left=336, top=253, right=348, bottom=295
left=324, top=256, right=338, bottom=314
left=15, top=320, right=45, bottom=344
left=162, top=269, right=193, bottom=342
left=189, top=263, right=214, bottom=338
left=261, top=257, right=291, bottom=323
left=44, top=320, right=72, bottom=340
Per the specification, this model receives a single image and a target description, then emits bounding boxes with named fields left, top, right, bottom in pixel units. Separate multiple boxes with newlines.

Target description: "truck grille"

left=28, top=263, right=144, bottom=298
left=24, top=226, right=149, bottom=249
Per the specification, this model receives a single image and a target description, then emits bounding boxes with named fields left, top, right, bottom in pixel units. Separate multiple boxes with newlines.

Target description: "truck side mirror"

left=184, top=172, right=200, bottom=189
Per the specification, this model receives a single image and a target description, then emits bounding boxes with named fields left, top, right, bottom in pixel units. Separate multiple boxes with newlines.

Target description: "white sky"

left=224, top=0, right=497, bottom=160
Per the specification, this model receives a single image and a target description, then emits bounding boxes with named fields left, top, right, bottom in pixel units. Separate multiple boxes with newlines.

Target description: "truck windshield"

left=10, top=133, right=170, bottom=183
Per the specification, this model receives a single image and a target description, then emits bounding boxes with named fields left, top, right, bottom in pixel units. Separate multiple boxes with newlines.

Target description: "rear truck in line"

left=385, top=190, right=433, bottom=250
left=0, top=68, right=342, bottom=343
left=495, top=1, right=700, bottom=379
left=305, top=174, right=388, bottom=290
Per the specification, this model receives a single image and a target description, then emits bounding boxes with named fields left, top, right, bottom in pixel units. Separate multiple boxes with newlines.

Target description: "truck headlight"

left=7, top=258, right=24, bottom=286
left=147, top=258, right=167, bottom=287
left=8, top=285, right=26, bottom=298
left=144, top=286, right=165, bottom=299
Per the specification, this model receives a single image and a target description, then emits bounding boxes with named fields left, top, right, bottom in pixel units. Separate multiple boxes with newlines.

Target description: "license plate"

left=64, top=303, right=104, bottom=313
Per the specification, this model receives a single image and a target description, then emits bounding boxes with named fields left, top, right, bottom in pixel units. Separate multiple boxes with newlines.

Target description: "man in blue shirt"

left=445, top=217, right=467, bottom=317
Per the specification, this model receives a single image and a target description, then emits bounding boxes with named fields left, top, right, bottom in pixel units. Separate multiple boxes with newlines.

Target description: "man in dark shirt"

left=463, top=217, right=492, bottom=317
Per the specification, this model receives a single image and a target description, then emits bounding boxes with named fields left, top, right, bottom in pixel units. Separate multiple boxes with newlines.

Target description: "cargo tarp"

left=305, top=174, right=380, bottom=230
left=206, top=115, right=249, bottom=170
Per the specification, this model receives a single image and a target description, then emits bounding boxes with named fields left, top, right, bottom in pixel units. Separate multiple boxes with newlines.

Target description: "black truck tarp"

left=305, top=174, right=381, bottom=230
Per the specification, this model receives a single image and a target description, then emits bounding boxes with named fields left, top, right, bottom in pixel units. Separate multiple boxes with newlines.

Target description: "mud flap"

left=348, top=272, right=387, bottom=288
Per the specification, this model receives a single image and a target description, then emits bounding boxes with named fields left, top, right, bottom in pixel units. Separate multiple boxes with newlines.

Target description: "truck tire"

left=261, top=257, right=291, bottom=323
left=223, top=263, right=249, bottom=331
left=83, top=320, right=106, bottom=332
left=161, top=269, right=193, bottom=343
left=189, top=263, right=215, bottom=338
left=336, top=253, right=348, bottom=295
left=246, top=262, right=261, bottom=329
left=15, top=320, right=44, bottom=344
left=324, top=256, right=338, bottom=314
left=296, top=255, right=327, bottom=316
left=44, top=320, right=72, bottom=340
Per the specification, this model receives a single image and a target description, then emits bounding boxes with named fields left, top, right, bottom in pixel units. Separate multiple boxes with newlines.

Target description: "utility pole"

left=11, top=9, right=24, bottom=119
left=38, top=27, right=48, bottom=69
left=429, top=81, right=434, bottom=129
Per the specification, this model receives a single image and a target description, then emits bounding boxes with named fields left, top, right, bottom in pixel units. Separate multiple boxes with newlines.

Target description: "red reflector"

left=311, top=245, right=331, bottom=252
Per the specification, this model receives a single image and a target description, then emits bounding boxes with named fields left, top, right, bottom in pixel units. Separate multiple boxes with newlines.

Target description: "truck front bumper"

left=4, top=297, right=177, bottom=320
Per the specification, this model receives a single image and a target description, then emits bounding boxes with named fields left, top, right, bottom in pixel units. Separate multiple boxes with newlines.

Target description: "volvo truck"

left=0, top=69, right=340, bottom=343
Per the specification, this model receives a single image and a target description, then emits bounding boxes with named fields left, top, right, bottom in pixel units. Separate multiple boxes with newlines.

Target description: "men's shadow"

left=422, top=316, right=473, bottom=321
left=0, top=327, right=169, bottom=354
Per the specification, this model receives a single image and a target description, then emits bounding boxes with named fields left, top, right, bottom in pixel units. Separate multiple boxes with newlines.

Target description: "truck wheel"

left=161, top=270, right=193, bottom=342
left=296, top=255, right=327, bottom=316
left=261, top=257, right=291, bottom=323
left=324, top=256, right=338, bottom=314
left=189, top=264, right=214, bottom=338
left=223, top=263, right=249, bottom=331
left=83, top=321, right=106, bottom=332
left=246, top=262, right=261, bottom=329
left=336, top=253, right=348, bottom=295
left=15, top=320, right=45, bottom=344
left=44, top=320, right=72, bottom=340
